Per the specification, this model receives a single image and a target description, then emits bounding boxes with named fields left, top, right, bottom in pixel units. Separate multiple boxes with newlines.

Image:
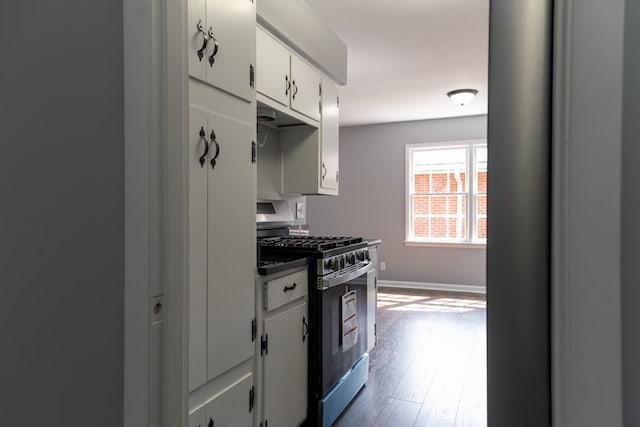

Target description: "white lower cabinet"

left=263, top=303, right=308, bottom=427
left=189, top=374, right=254, bottom=427
left=256, top=267, right=309, bottom=427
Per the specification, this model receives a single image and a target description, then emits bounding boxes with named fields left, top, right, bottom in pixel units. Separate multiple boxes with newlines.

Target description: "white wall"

left=307, top=115, right=487, bottom=287
left=0, top=2, right=124, bottom=425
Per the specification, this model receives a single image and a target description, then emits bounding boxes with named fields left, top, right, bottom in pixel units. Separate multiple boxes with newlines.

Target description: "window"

left=405, top=140, right=487, bottom=245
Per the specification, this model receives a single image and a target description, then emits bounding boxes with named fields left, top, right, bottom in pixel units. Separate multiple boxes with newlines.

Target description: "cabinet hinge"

left=337, top=96, right=339, bottom=108
left=261, top=334, right=268, bottom=355
left=336, top=170, right=339, bottom=182
left=319, top=101, right=322, bottom=115
left=319, top=83, right=322, bottom=96
left=375, top=323, right=377, bottom=336
left=249, top=386, right=255, bottom=412
left=251, top=318, right=257, bottom=341
left=250, top=64, right=255, bottom=89
left=252, top=141, right=257, bottom=164
left=375, top=277, right=377, bottom=288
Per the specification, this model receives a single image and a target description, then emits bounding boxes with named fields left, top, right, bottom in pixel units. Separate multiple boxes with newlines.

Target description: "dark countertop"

left=258, top=256, right=311, bottom=276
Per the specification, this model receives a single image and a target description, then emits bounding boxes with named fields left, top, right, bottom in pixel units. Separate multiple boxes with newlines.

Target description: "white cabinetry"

left=189, top=0, right=256, bottom=102
left=187, top=0, right=257, bottom=425
left=188, top=105, right=256, bottom=389
left=256, top=27, right=321, bottom=122
left=320, top=79, right=339, bottom=193
left=256, top=267, right=308, bottom=427
left=188, top=374, right=254, bottom=427
left=280, top=92, right=339, bottom=197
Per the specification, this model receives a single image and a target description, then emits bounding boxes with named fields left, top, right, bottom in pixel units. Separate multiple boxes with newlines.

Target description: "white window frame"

left=405, top=139, right=487, bottom=248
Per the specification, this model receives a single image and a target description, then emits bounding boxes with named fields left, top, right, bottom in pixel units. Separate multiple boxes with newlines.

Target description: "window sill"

left=404, top=240, right=486, bottom=249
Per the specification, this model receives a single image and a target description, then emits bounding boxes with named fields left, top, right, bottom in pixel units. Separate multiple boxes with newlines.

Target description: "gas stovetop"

left=258, top=235, right=366, bottom=255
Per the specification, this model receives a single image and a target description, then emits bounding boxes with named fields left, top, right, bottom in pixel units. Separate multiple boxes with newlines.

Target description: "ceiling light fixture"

left=447, top=89, right=478, bottom=106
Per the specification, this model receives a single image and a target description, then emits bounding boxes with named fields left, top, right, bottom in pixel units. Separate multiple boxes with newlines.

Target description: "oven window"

left=320, top=275, right=368, bottom=395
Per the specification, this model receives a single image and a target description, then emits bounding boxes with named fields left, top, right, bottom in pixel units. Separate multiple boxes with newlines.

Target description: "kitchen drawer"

left=264, top=268, right=308, bottom=311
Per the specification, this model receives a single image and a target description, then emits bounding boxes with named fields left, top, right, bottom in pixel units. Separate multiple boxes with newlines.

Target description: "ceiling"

left=304, top=0, right=489, bottom=127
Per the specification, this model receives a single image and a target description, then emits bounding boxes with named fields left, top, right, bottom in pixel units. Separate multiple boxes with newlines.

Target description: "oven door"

left=319, top=261, right=372, bottom=395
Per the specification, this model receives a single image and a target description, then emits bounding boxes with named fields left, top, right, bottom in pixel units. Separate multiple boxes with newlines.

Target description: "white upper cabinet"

left=189, top=0, right=256, bottom=102
left=280, top=78, right=340, bottom=196
left=290, top=55, right=322, bottom=122
left=256, top=27, right=321, bottom=122
left=256, top=27, right=290, bottom=108
left=320, top=78, right=339, bottom=193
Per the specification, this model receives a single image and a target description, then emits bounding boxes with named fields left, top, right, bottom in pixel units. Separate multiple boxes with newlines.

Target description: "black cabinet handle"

left=210, top=129, right=220, bottom=170
left=207, top=28, right=219, bottom=67
left=283, top=282, right=297, bottom=292
left=208, top=418, right=214, bottom=427
left=198, top=127, right=209, bottom=167
left=285, top=75, right=291, bottom=96
left=196, top=20, right=209, bottom=61
left=302, top=316, right=309, bottom=342
left=292, top=80, right=298, bottom=99
left=322, top=162, right=327, bottom=179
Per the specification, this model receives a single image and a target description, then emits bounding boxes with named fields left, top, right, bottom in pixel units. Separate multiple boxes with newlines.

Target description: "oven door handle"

left=319, top=261, right=373, bottom=290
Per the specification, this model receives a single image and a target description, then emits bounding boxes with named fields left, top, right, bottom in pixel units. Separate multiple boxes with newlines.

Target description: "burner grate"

left=259, top=235, right=363, bottom=252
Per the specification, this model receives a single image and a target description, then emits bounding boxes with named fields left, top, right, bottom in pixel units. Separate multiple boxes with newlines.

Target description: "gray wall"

left=307, top=115, right=487, bottom=286
left=622, top=0, right=640, bottom=424
left=0, top=2, right=124, bottom=426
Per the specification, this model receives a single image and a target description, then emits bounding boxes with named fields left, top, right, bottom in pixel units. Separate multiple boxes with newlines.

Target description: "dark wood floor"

left=334, top=287, right=487, bottom=427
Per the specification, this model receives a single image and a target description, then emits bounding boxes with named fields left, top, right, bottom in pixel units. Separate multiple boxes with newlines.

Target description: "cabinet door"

left=320, top=80, right=339, bottom=192
left=290, top=55, right=321, bottom=121
left=207, top=111, right=256, bottom=379
left=205, top=0, right=255, bottom=102
left=189, top=405, right=206, bottom=427
left=189, top=106, right=209, bottom=391
left=188, top=0, right=207, bottom=82
left=256, top=27, right=291, bottom=108
left=205, top=374, right=254, bottom=427
left=263, top=303, right=308, bottom=427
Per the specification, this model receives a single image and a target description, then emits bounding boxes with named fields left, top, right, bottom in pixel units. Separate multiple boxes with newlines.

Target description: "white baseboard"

left=378, top=280, right=486, bottom=294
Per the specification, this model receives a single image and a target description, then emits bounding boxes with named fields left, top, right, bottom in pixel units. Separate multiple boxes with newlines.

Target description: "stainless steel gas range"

left=258, top=230, right=373, bottom=427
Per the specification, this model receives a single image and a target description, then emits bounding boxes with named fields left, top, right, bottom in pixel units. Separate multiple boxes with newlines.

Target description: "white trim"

left=123, top=1, right=188, bottom=426
left=378, top=280, right=486, bottom=294
left=165, top=0, right=189, bottom=425
left=404, top=241, right=486, bottom=249
left=552, top=0, right=572, bottom=425
left=553, top=0, right=625, bottom=425
left=123, top=0, right=153, bottom=425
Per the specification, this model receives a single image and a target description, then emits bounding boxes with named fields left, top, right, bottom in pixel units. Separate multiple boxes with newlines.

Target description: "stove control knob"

left=339, top=256, right=345, bottom=269
left=349, top=253, right=356, bottom=264
left=324, top=259, right=332, bottom=272
left=357, top=251, right=365, bottom=261
left=364, top=249, right=370, bottom=261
